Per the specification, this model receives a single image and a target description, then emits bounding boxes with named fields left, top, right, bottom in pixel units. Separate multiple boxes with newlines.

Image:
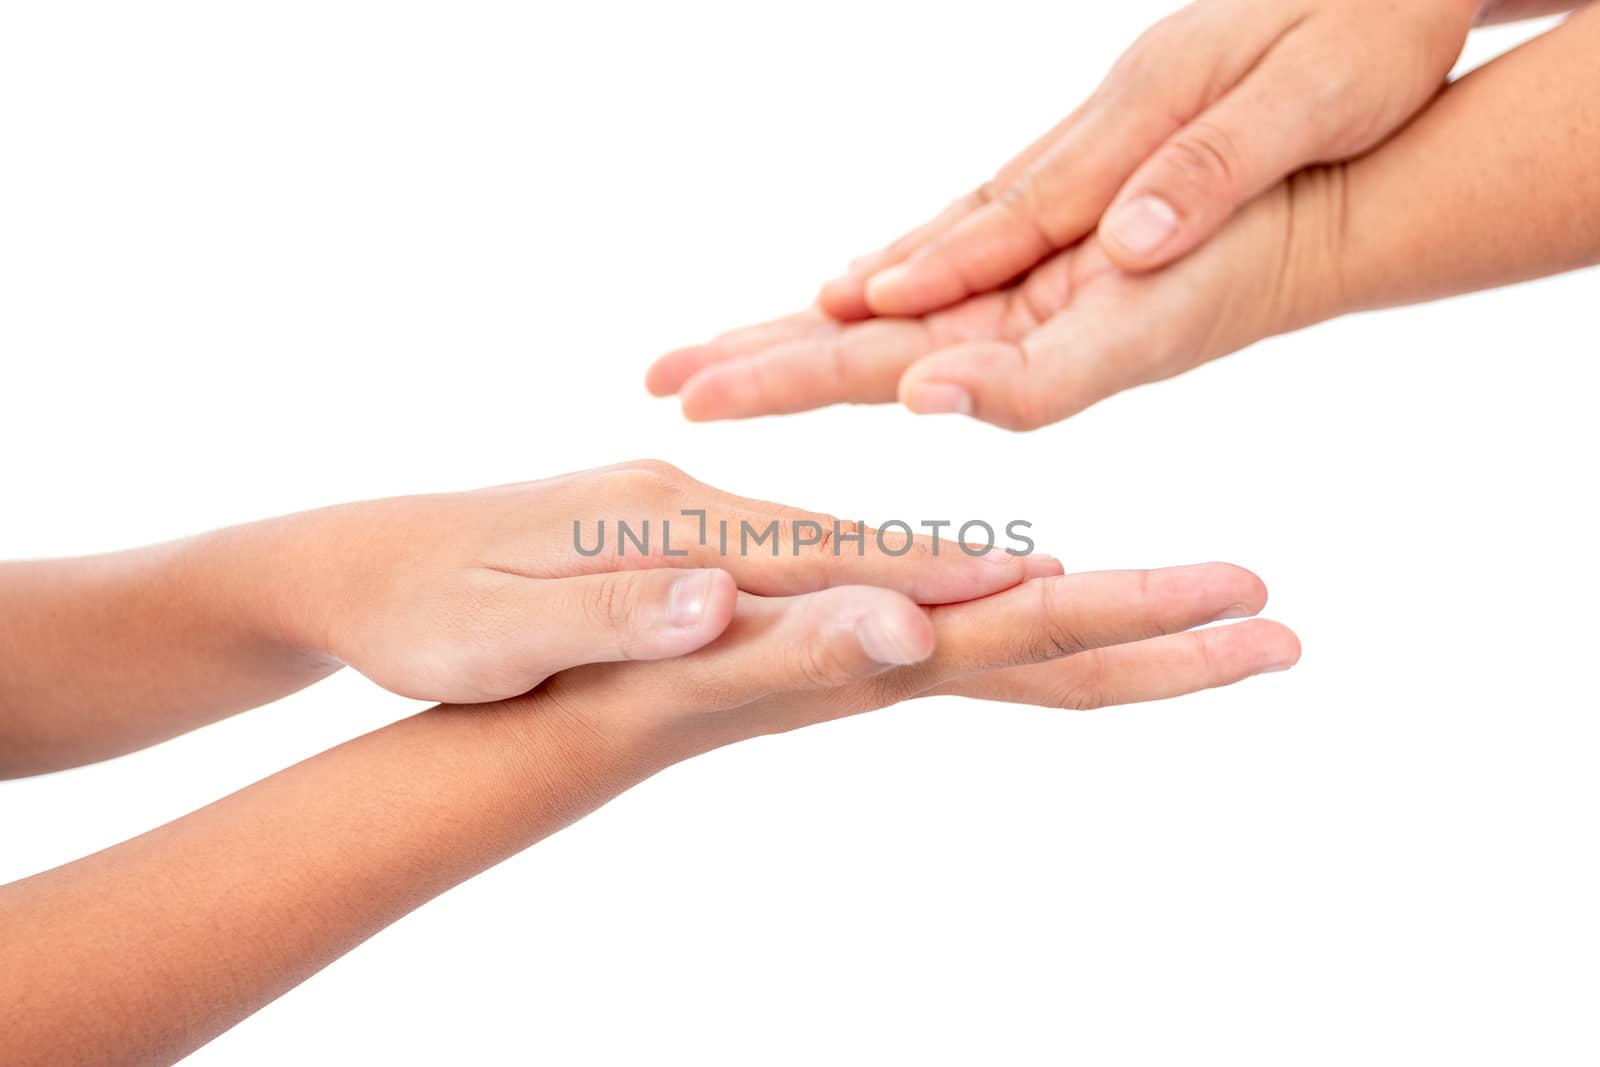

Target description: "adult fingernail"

left=668, top=570, right=716, bottom=627
left=1258, top=662, right=1296, bottom=674
left=855, top=612, right=925, bottom=666
left=1211, top=603, right=1255, bottom=622
left=1104, top=195, right=1178, bottom=255
left=865, top=263, right=912, bottom=305
left=904, top=383, right=973, bottom=415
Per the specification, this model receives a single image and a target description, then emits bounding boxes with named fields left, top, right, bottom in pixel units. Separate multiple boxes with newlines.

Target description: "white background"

left=2, top=2, right=1596, bottom=1063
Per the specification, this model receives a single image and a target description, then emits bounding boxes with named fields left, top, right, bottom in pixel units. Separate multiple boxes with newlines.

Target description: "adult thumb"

left=1098, top=55, right=1326, bottom=272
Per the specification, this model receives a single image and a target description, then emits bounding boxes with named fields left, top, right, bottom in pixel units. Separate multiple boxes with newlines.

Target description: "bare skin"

left=0, top=462, right=1054, bottom=777
left=810, top=0, right=1590, bottom=318
left=0, top=561, right=1298, bottom=1066
left=649, top=3, right=1600, bottom=430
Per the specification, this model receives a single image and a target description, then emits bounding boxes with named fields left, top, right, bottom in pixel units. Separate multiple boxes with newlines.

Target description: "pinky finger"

left=937, top=618, right=1300, bottom=710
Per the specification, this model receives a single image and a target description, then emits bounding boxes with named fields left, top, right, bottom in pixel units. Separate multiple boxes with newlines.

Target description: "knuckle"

left=786, top=630, right=855, bottom=689
left=621, top=457, right=682, bottom=479
left=1160, top=121, right=1241, bottom=197
left=774, top=505, right=842, bottom=586
left=1193, top=627, right=1223, bottom=683
left=1035, top=579, right=1091, bottom=659
left=601, top=462, right=684, bottom=506
left=582, top=572, right=639, bottom=637
left=992, top=173, right=1052, bottom=235
left=1050, top=650, right=1110, bottom=710
left=1133, top=569, right=1165, bottom=640
left=1109, top=20, right=1177, bottom=85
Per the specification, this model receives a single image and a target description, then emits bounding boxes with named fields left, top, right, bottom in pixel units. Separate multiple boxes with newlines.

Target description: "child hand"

left=245, top=461, right=1053, bottom=702
left=509, top=561, right=1298, bottom=766
left=816, top=0, right=1473, bottom=319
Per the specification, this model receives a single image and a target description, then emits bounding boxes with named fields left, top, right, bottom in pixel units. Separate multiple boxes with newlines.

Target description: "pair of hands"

left=249, top=462, right=1295, bottom=765
left=649, top=0, right=1484, bottom=430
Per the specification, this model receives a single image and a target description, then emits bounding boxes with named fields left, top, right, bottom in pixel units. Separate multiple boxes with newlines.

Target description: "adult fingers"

left=937, top=617, right=1301, bottom=708
left=675, top=284, right=1021, bottom=421
left=895, top=247, right=1121, bottom=430
left=815, top=105, right=1088, bottom=321
left=850, top=3, right=1304, bottom=317
left=861, top=105, right=1173, bottom=318
left=816, top=192, right=986, bottom=320
left=647, top=310, right=840, bottom=398
left=1099, top=44, right=1335, bottom=272
left=677, top=318, right=935, bottom=420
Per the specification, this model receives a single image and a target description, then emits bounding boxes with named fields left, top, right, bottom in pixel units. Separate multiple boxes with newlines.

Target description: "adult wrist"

left=1266, top=164, right=1361, bottom=338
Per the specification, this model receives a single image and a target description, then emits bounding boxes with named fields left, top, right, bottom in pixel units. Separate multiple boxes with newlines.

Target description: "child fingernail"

left=1105, top=195, right=1178, bottom=255
left=668, top=570, right=716, bottom=627
left=855, top=613, right=925, bottom=666
left=904, top=383, right=973, bottom=415
left=1022, top=554, right=1063, bottom=578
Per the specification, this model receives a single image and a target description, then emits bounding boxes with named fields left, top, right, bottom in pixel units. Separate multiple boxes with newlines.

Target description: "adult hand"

left=650, top=168, right=1340, bottom=430
left=815, top=0, right=1474, bottom=321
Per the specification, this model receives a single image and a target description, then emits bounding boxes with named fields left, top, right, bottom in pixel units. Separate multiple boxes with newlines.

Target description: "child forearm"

left=0, top=564, right=1298, bottom=1067
left=1318, top=3, right=1600, bottom=315
left=0, top=695, right=639, bottom=1067
left=0, top=525, right=339, bottom=779
left=0, top=466, right=1043, bottom=778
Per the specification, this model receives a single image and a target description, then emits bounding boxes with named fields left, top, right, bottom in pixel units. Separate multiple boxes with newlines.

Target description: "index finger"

left=674, top=484, right=1064, bottom=604
left=557, top=466, right=1062, bottom=605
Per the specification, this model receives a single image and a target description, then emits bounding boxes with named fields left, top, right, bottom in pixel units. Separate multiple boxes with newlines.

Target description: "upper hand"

left=252, top=462, right=1055, bottom=702
left=650, top=168, right=1343, bottom=431
left=815, top=0, right=1473, bottom=321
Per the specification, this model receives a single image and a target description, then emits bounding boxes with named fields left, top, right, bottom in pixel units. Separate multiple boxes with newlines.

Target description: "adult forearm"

left=1328, top=3, right=1600, bottom=313
left=0, top=693, right=643, bottom=1067
left=0, top=521, right=340, bottom=778
left=1475, top=0, right=1590, bottom=25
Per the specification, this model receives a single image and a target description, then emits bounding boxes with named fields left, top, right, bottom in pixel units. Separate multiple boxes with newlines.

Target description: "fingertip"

left=1209, top=562, right=1271, bottom=617
left=1098, top=193, right=1183, bottom=272
left=646, top=346, right=708, bottom=397
left=653, top=568, right=739, bottom=658
left=678, top=369, right=732, bottom=422
left=817, top=275, right=873, bottom=321
left=900, top=341, right=1041, bottom=431
left=699, top=568, right=739, bottom=637
left=863, top=263, right=924, bottom=316
left=1210, top=617, right=1301, bottom=677
left=902, top=383, right=973, bottom=417
left=855, top=596, right=936, bottom=667
left=1022, top=553, right=1065, bottom=580
left=1256, top=621, right=1302, bottom=674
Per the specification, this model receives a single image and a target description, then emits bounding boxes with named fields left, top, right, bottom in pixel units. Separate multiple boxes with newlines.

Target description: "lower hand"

left=521, top=561, right=1301, bottom=767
